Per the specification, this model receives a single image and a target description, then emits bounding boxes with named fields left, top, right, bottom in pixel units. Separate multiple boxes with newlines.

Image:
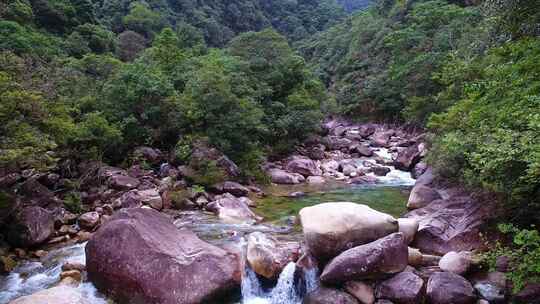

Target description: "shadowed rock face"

left=320, top=233, right=408, bottom=284
left=375, top=271, right=424, bottom=304
left=405, top=196, right=488, bottom=255
left=427, top=272, right=476, bottom=304
left=7, top=206, right=54, bottom=247
left=300, top=202, right=398, bottom=262
left=86, top=208, right=240, bottom=304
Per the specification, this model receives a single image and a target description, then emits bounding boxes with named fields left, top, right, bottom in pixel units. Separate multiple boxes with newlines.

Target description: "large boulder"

left=9, top=285, right=90, bottom=304
left=7, top=206, right=54, bottom=247
left=303, top=287, right=359, bottom=304
left=358, top=125, right=377, bottom=138
left=426, top=272, right=476, bottom=304
left=190, top=140, right=240, bottom=178
left=114, top=188, right=163, bottom=210
left=268, top=169, right=304, bottom=184
left=299, top=203, right=398, bottom=262
left=326, top=136, right=354, bottom=150
left=206, top=193, right=262, bottom=224
left=108, top=174, right=140, bottom=191
left=18, top=178, right=58, bottom=207
left=405, top=196, right=488, bottom=255
left=133, top=146, right=163, bottom=165
left=286, top=157, right=322, bottom=177
left=86, top=208, right=239, bottom=304
left=394, top=144, right=422, bottom=171
left=371, top=131, right=394, bottom=148
left=320, top=233, right=408, bottom=284
left=513, top=283, right=540, bottom=304
left=407, top=184, right=441, bottom=210
left=375, top=271, right=424, bottom=304
left=246, top=232, right=300, bottom=279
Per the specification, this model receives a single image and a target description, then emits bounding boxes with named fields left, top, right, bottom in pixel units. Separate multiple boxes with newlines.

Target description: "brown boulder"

left=286, top=157, right=322, bottom=177
left=108, top=174, right=140, bottom=191
left=246, top=232, right=300, bottom=279
left=7, top=206, right=54, bottom=247
left=394, top=144, right=422, bottom=171
left=405, top=196, right=488, bottom=255
left=300, top=203, right=398, bottom=262
left=86, top=208, right=239, bottom=304
left=375, top=271, right=424, bottom=304
left=303, top=287, right=359, bottom=304
left=345, top=281, right=375, bottom=304
left=320, top=233, right=408, bottom=284
left=212, top=181, right=250, bottom=197
left=426, top=272, right=476, bottom=304
left=268, top=168, right=305, bottom=184
left=371, top=131, right=394, bottom=148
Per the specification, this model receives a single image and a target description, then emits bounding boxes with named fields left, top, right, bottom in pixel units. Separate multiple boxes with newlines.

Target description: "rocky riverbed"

left=0, top=120, right=522, bottom=303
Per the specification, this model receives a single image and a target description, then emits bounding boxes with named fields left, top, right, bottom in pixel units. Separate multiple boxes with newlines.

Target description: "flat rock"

left=426, top=272, right=476, bottom=304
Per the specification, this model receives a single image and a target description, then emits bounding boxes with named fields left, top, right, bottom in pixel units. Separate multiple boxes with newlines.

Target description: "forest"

left=1, top=0, right=540, bottom=303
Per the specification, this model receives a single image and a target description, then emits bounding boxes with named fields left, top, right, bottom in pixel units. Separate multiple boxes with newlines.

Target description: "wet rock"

left=212, top=181, right=250, bottom=197
left=9, top=285, right=90, bottom=304
left=300, top=202, right=398, bottom=261
left=398, top=218, right=418, bottom=244
left=268, top=169, right=304, bottom=184
left=78, top=212, right=100, bottom=230
left=394, top=144, right=422, bottom=171
left=7, top=206, right=54, bottom=247
left=286, top=157, right=322, bottom=177
left=344, top=281, right=375, bottom=304
left=60, top=270, right=82, bottom=283
left=439, top=251, right=473, bottom=275
left=62, top=262, right=86, bottom=272
left=86, top=208, right=239, bottom=304
left=375, top=271, right=424, bottom=304
left=426, top=272, right=476, bottom=304
left=307, top=176, right=326, bottom=184
left=513, top=283, right=540, bottom=304
left=405, top=196, right=488, bottom=255
left=407, top=184, right=441, bottom=210
left=246, top=232, right=300, bottom=279
left=206, top=193, right=262, bottom=223
left=303, top=287, right=359, bottom=304
left=289, top=191, right=307, bottom=198
left=320, top=233, right=408, bottom=284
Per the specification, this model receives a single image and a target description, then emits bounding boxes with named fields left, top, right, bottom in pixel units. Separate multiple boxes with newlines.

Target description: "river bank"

left=0, top=120, right=509, bottom=303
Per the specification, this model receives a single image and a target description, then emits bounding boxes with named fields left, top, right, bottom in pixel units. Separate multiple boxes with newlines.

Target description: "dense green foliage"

left=484, top=223, right=540, bottom=291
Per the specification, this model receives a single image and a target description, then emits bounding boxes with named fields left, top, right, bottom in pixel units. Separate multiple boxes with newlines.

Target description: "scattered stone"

left=108, top=174, right=140, bottom=191
left=344, top=281, right=375, bottom=304
left=137, top=188, right=163, bottom=210
left=304, top=287, right=359, bottom=304
left=376, top=271, right=424, bottom=304
left=289, top=191, right=307, bottom=198
left=320, top=233, right=408, bottom=284
left=299, top=202, right=398, bottom=261
left=427, top=272, right=476, bottom=304
left=78, top=212, right=100, bottom=230
left=86, top=208, right=239, bottom=304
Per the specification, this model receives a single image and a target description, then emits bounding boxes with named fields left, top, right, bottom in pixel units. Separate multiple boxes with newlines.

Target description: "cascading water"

left=0, top=243, right=107, bottom=304
left=241, top=261, right=319, bottom=304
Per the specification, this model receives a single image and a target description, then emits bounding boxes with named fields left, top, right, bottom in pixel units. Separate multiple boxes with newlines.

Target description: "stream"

left=0, top=149, right=415, bottom=304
